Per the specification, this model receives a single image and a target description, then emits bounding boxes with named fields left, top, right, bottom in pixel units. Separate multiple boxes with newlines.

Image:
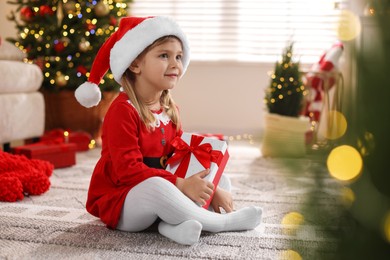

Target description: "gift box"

left=67, top=131, right=92, bottom=151
left=196, top=133, right=226, bottom=141
left=40, top=129, right=92, bottom=151
left=13, top=143, right=77, bottom=168
left=166, top=132, right=230, bottom=208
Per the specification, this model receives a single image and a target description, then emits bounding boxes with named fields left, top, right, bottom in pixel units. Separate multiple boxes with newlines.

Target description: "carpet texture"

left=0, top=142, right=343, bottom=259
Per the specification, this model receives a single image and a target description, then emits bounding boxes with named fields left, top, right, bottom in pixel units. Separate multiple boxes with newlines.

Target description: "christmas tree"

left=265, top=42, right=306, bottom=117
left=6, top=0, right=132, bottom=92
left=285, top=7, right=390, bottom=259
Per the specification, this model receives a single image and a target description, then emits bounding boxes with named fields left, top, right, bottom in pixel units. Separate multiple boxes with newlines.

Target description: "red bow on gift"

left=166, top=134, right=223, bottom=178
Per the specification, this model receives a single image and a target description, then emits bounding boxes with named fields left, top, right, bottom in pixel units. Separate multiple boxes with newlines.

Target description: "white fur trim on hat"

left=74, top=82, right=102, bottom=108
left=110, top=16, right=190, bottom=83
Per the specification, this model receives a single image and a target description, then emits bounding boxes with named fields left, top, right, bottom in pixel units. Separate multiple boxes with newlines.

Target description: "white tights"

left=117, top=176, right=262, bottom=245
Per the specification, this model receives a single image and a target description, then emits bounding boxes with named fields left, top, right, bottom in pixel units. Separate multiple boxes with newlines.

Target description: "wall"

left=173, top=61, right=271, bottom=136
left=0, top=1, right=15, bottom=39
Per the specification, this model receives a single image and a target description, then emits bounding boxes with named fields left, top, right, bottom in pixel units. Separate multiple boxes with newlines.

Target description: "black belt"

left=143, top=155, right=170, bottom=169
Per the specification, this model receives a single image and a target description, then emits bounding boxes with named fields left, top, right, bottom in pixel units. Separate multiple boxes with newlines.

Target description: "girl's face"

left=132, top=37, right=184, bottom=92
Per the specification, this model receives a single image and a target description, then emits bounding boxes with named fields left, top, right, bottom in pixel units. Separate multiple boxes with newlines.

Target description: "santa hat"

left=75, top=16, right=190, bottom=108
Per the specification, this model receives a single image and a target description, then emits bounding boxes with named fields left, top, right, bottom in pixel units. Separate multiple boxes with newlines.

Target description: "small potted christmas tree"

left=261, top=42, right=310, bottom=157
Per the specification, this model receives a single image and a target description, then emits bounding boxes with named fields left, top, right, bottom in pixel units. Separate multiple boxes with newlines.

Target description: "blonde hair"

left=121, top=36, right=181, bottom=131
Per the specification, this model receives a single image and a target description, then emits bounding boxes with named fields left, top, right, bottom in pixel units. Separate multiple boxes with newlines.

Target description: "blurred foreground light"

left=319, top=110, right=347, bottom=140
left=357, top=131, right=375, bottom=156
left=384, top=211, right=390, bottom=243
left=337, top=10, right=361, bottom=41
left=327, top=145, right=363, bottom=181
left=281, top=212, right=304, bottom=235
left=279, top=250, right=302, bottom=260
left=340, top=187, right=355, bottom=208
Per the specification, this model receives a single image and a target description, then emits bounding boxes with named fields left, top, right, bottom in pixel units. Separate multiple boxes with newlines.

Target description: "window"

left=130, top=0, right=347, bottom=63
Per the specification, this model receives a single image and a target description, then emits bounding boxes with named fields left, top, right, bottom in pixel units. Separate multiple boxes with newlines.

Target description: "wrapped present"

left=196, top=133, right=226, bottom=141
left=166, top=132, right=230, bottom=209
left=40, top=128, right=92, bottom=151
left=67, top=131, right=92, bottom=151
left=13, top=143, right=77, bottom=168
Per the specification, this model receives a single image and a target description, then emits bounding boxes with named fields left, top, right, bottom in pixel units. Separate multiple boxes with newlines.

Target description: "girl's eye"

left=160, top=53, right=168, bottom=58
left=176, top=55, right=182, bottom=61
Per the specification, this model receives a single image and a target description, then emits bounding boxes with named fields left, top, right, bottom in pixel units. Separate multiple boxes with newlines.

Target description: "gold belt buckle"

left=160, top=155, right=168, bottom=169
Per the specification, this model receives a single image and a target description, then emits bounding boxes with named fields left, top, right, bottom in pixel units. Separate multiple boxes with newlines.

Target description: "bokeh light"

left=340, top=187, right=355, bottom=208
left=279, top=250, right=302, bottom=260
left=88, top=139, right=96, bottom=149
left=384, top=211, right=390, bottom=243
left=357, top=131, right=375, bottom=156
left=327, top=145, right=363, bottom=181
left=337, top=10, right=361, bottom=41
left=319, top=110, right=347, bottom=140
left=281, top=212, right=304, bottom=235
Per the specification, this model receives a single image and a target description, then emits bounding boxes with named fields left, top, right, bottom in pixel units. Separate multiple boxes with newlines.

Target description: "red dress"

left=86, top=92, right=181, bottom=228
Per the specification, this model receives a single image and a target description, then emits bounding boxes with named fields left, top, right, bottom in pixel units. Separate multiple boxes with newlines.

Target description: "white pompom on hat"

left=75, top=16, right=190, bottom=108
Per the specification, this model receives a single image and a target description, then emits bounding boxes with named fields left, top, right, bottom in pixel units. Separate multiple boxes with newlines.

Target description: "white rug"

left=0, top=142, right=343, bottom=259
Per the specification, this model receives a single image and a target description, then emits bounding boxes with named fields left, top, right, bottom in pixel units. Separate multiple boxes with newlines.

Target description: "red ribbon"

left=166, top=135, right=223, bottom=178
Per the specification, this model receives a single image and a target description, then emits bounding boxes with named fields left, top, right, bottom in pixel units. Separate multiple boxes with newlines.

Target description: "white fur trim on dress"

left=126, top=99, right=171, bottom=128
left=75, top=81, right=102, bottom=108
left=110, top=16, right=190, bottom=83
left=152, top=111, right=171, bottom=127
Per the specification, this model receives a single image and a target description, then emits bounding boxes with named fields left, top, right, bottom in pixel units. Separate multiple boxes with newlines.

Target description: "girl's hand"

left=176, top=169, right=214, bottom=206
left=210, top=186, right=233, bottom=213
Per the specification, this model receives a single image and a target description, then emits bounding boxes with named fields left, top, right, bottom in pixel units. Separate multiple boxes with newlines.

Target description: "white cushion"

left=0, top=92, right=45, bottom=144
left=0, top=60, right=43, bottom=94
left=0, top=39, right=26, bottom=61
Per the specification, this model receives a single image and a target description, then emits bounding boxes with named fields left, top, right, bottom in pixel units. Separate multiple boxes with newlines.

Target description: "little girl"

left=75, top=16, right=262, bottom=245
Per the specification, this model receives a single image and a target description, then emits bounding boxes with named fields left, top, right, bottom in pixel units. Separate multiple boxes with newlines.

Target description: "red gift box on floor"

left=166, top=132, right=230, bottom=209
left=13, top=143, right=77, bottom=168
left=40, top=129, right=92, bottom=151
left=68, top=131, right=92, bottom=151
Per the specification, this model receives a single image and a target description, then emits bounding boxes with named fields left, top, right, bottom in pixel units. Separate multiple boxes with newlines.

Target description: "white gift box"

left=166, top=132, right=230, bottom=208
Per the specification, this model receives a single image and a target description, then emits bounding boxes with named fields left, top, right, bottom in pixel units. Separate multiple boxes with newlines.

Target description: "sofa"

left=0, top=37, right=45, bottom=151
